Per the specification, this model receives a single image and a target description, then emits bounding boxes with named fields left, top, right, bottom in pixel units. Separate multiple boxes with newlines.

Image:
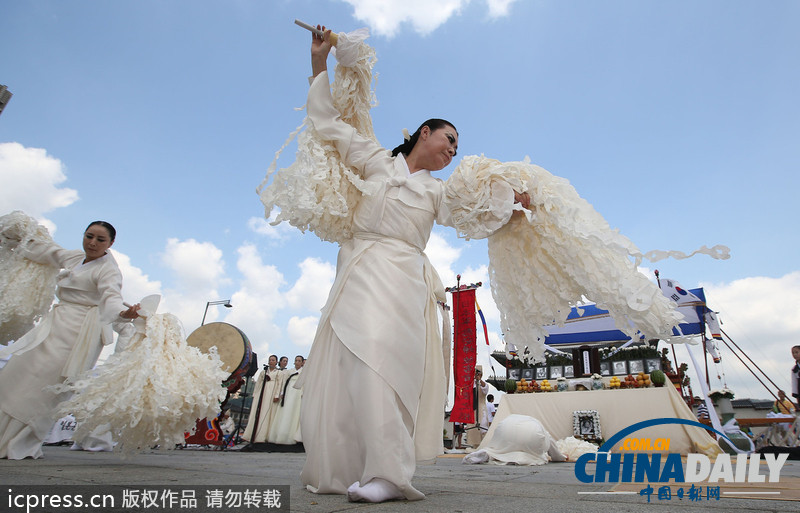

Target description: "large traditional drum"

left=186, top=322, right=253, bottom=388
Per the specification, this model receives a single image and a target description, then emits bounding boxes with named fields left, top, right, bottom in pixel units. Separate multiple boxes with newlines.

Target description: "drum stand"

left=233, top=376, right=252, bottom=445
left=231, top=352, right=258, bottom=447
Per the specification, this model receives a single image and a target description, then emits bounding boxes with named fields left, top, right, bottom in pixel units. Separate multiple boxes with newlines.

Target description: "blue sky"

left=1, top=1, right=798, bottom=401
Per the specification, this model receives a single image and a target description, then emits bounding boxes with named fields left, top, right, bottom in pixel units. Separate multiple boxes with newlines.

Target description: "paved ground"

left=1, top=445, right=798, bottom=513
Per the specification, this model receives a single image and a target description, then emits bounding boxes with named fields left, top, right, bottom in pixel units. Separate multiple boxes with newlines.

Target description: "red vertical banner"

left=449, top=286, right=477, bottom=424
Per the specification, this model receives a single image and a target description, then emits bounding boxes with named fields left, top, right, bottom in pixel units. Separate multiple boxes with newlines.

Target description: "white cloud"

left=340, top=0, right=519, bottom=37
left=111, top=249, right=163, bottom=303
left=247, top=214, right=294, bottom=239
left=0, top=142, right=78, bottom=231
left=158, top=238, right=229, bottom=328
left=486, top=0, right=518, bottom=18
left=287, top=315, right=320, bottom=348
left=342, top=0, right=464, bottom=37
left=161, top=238, right=227, bottom=292
left=426, top=231, right=463, bottom=281
left=222, top=243, right=287, bottom=359
left=285, top=257, right=336, bottom=311
left=695, top=272, right=800, bottom=399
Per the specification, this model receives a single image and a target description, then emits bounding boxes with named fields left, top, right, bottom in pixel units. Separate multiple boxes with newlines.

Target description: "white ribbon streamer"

left=643, top=244, right=730, bottom=263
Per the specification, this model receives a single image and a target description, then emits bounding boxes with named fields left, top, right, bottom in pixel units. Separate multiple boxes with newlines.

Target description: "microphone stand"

left=242, top=365, right=270, bottom=451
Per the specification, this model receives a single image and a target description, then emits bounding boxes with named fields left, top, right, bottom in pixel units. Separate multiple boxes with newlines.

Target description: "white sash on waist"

left=61, top=304, right=101, bottom=378
left=0, top=301, right=101, bottom=379
left=352, top=231, right=423, bottom=252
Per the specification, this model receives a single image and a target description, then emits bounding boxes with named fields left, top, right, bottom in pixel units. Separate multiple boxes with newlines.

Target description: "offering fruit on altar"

left=623, top=374, right=639, bottom=388
left=650, top=369, right=666, bottom=387
left=609, top=376, right=621, bottom=389
left=504, top=378, right=517, bottom=394
left=540, top=379, right=553, bottom=391
left=636, top=372, right=651, bottom=387
left=531, top=380, right=541, bottom=392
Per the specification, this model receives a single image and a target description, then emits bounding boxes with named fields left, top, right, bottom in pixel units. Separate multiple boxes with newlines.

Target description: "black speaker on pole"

left=246, top=352, right=259, bottom=376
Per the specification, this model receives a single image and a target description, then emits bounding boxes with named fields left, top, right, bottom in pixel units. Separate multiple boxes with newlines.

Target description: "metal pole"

left=720, top=329, right=781, bottom=402
left=201, top=302, right=211, bottom=326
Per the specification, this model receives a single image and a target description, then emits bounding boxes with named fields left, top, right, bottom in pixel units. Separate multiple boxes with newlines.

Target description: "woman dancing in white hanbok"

left=298, top=27, right=528, bottom=503
left=0, top=218, right=139, bottom=459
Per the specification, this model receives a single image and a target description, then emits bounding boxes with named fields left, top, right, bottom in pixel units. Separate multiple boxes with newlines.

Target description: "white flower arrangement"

left=591, top=373, right=602, bottom=380
left=709, top=388, right=734, bottom=400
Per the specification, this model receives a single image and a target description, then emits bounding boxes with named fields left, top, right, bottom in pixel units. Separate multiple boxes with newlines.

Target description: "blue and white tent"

left=543, top=278, right=715, bottom=347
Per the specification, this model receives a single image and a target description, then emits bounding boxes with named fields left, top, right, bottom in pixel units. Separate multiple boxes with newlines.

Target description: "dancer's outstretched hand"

left=311, top=24, right=333, bottom=77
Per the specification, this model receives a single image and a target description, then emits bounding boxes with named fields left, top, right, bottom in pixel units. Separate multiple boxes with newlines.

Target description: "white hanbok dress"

left=267, top=368, right=302, bottom=445
left=0, top=241, right=126, bottom=459
left=298, top=71, right=514, bottom=499
left=242, top=366, right=282, bottom=443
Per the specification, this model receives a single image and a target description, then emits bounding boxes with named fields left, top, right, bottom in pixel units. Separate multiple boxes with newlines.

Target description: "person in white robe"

left=483, top=394, right=497, bottom=430
left=298, top=27, right=529, bottom=503
left=0, top=221, right=139, bottom=459
left=242, top=354, right=282, bottom=443
left=467, top=366, right=489, bottom=448
left=463, top=414, right=567, bottom=466
left=268, top=355, right=304, bottom=445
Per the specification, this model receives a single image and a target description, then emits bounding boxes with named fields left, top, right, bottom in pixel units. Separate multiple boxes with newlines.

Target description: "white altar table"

left=482, top=385, right=721, bottom=456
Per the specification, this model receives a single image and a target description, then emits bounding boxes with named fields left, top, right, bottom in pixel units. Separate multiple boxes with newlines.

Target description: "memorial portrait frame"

left=573, top=410, right=602, bottom=442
